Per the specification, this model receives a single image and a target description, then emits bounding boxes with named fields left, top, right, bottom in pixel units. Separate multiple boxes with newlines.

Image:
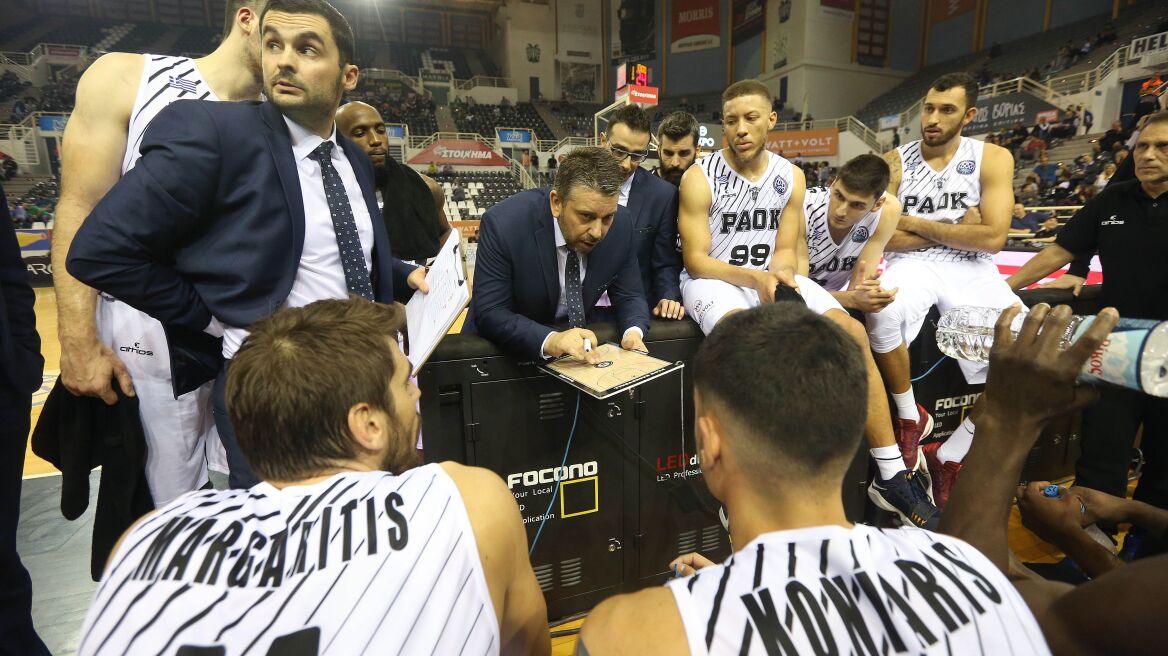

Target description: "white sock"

left=936, top=417, right=975, bottom=464
left=892, top=389, right=918, bottom=421
left=871, top=445, right=907, bottom=480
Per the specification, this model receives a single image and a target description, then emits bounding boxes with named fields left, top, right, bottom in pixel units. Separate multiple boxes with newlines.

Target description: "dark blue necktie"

left=308, top=141, right=374, bottom=300
left=564, top=249, right=585, bottom=328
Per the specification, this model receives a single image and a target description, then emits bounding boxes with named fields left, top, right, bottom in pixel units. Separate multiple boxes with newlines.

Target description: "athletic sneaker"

left=894, top=403, right=934, bottom=472
left=922, top=441, right=962, bottom=511
left=868, top=470, right=941, bottom=530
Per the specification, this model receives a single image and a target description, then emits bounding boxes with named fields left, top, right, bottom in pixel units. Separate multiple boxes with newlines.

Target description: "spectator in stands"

left=427, top=161, right=439, bottom=177
left=1016, top=181, right=1041, bottom=205
left=653, top=111, right=699, bottom=187
left=1094, top=162, right=1117, bottom=190
left=0, top=155, right=15, bottom=181
left=891, top=128, right=900, bottom=148
left=1083, top=106, right=1094, bottom=135
left=451, top=178, right=467, bottom=202
left=1003, top=122, right=1029, bottom=151
left=817, top=161, right=830, bottom=186
left=441, top=163, right=454, bottom=180
left=1033, top=151, right=1058, bottom=189
left=1073, top=183, right=1098, bottom=205
left=599, top=104, right=684, bottom=321
left=1032, top=117, right=1053, bottom=146
left=579, top=304, right=1051, bottom=655
left=335, top=101, right=452, bottom=265
left=10, top=203, right=26, bottom=227
left=1010, top=202, right=1052, bottom=232
left=462, top=147, right=649, bottom=361
left=546, top=154, right=557, bottom=182
left=1115, top=147, right=1130, bottom=167
left=1019, top=134, right=1047, bottom=162
left=1099, top=120, right=1130, bottom=152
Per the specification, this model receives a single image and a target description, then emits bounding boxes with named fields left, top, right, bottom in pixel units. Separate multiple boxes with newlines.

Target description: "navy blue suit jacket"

left=626, top=168, right=681, bottom=303
left=67, top=100, right=415, bottom=395
left=0, top=185, right=43, bottom=396
left=463, top=188, right=650, bottom=359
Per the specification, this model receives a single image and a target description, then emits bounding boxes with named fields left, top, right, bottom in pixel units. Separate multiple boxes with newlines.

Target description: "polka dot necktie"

left=564, top=249, right=585, bottom=328
left=308, top=141, right=374, bottom=300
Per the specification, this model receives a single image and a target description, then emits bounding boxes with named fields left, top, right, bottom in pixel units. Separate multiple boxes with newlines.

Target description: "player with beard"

left=335, top=101, right=452, bottom=265
left=867, top=73, right=1018, bottom=509
left=51, top=1, right=267, bottom=505
left=655, top=111, right=700, bottom=186
left=78, top=299, right=550, bottom=655
left=678, top=80, right=937, bottom=528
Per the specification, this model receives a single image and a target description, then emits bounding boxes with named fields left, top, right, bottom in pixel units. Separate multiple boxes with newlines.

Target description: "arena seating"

left=548, top=101, right=601, bottom=138
left=348, top=79, right=438, bottom=137
left=436, top=170, right=524, bottom=220
left=450, top=101, right=556, bottom=141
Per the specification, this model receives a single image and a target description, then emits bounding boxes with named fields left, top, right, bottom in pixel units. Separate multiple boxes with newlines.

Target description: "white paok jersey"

left=697, top=149, right=795, bottom=271
left=122, top=55, right=218, bottom=174
left=79, top=464, right=499, bottom=656
left=891, top=136, right=989, bottom=263
left=803, top=186, right=884, bottom=291
left=667, top=524, right=1050, bottom=656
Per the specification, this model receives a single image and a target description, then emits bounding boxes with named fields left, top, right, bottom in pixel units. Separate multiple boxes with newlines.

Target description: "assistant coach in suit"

left=0, top=186, right=49, bottom=655
left=599, top=103, right=683, bottom=320
left=464, top=147, right=650, bottom=362
left=67, top=0, right=425, bottom=488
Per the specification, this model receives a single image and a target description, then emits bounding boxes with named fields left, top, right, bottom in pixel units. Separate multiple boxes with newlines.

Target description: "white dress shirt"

left=218, top=117, right=375, bottom=359
left=539, top=217, right=643, bottom=358
left=596, top=172, right=636, bottom=309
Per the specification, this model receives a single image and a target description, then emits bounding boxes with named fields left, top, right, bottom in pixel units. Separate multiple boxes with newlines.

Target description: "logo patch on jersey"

left=851, top=226, right=870, bottom=243
left=750, top=187, right=760, bottom=200
left=956, top=160, right=976, bottom=175
left=772, top=176, right=788, bottom=196
left=1100, top=215, right=1124, bottom=225
left=716, top=173, right=730, bottom=189
left=168, top=76, right=198, bottom=93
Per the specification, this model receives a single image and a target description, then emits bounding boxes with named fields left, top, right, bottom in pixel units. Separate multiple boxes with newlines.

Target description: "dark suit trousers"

left=1076, top=387, right=1168, bottom=511
left=0, top=388, right=49, bottom=656
left=213, top=361, right=260, bottom=489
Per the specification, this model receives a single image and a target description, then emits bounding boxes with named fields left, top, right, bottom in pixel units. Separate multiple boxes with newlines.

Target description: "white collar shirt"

left=219, top=117, right=375, bottom=359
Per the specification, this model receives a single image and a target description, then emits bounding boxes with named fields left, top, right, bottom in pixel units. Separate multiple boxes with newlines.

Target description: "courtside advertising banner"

left=670, top=0, right=720, bottom=54
left=968, top=91, right=1060, bottom=134
left=766, top=127, right=839, bottom=157
left=408, top=139, right=510, bottom=167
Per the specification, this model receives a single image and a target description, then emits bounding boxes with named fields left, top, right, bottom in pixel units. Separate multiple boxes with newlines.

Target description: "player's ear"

left=768, top=111, right=777, bottom=129
left=962, top=105, right=977, bottom=126
left=347, top=402, right=386, bottom=453
left=549, top=188, right=562, bottom=218
left=870, top=195, right=885, bottom=212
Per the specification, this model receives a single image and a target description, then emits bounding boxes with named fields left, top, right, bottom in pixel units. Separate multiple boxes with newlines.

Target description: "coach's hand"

left=60, top=336, right=134, bottom=405
left=406, top=266, right=430, bottom=294
left=621, top=331, right=647, bottom=354
left=653, top=299, right=685, bottom=320
left=1037, top=273, right=1086, bottom=297
left=546, top=328, right=602, bottom=364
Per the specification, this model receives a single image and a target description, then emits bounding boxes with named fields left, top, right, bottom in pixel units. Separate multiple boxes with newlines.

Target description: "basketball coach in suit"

left=463, top=147, right=650, bottom=362
left=67, top=0, right=425, bottom=488
left=0, top=186, right=49, bottom=655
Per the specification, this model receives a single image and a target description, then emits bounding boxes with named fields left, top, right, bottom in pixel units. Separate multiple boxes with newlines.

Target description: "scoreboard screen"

left=617, top=63, right=650, bottom=89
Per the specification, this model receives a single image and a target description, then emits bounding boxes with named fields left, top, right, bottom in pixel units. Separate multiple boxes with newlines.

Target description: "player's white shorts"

left=96, top=295, right=224, bottom=505
left=680, top=272, right=844, bottom=335
left=865, top=257, right=1023, bottom=384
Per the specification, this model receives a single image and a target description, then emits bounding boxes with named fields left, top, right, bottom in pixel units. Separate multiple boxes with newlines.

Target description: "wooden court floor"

left=22, top=287, right=1078, bottom=653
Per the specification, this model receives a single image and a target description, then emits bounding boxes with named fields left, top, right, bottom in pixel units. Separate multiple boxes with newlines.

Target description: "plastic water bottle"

left=936, top=306, right=1168, bottom=397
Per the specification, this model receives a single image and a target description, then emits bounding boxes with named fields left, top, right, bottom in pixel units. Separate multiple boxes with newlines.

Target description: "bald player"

left=335, top=101, right=452, bottom=264
left=51, top=1, right=267, bottom=504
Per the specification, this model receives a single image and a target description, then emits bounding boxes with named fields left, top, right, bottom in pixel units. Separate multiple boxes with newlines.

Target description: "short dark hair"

left=930, top=72, right=979, bottom=109
left=693, top=304, right=866, bottom=481
left=722, top=79, right=772, bottom=107
left=262, top=0, right=354, bottom=66
left=837, top=154, right=890, bottom=199
left=607, top=103, right=651, bottom=136
left=553, top=146, right=625, bottom=200
left=657, top=111, right=699, bottom=146
left=227, top=299, right=405, bottom=481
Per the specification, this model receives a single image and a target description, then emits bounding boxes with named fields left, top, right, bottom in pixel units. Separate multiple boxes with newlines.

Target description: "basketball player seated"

left=578, top=305, right=1047, bottom=655
left=77, top=300, right=550, bottom=656
left=678, top=80, right=937, bottom=528
left=868, top=73, right=1018, bottom=510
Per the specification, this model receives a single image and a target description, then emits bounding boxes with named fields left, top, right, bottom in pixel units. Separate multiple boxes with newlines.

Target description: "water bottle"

left=936, top=306, right=1168, bottom=397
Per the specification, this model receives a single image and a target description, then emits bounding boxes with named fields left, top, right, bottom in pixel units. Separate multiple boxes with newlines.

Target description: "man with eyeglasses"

left=597, top=104, right=685, bottom=321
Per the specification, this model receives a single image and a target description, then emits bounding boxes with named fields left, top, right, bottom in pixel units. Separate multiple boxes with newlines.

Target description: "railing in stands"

left=360, top=68, right=424, bottom=95
left=0, top=124, right=40, bottom=167
left=537, top=136, right=594, bottom=153
left=455, top=76, right=512, bottom=91
left=1046, top=33, right=1142, bottom=96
